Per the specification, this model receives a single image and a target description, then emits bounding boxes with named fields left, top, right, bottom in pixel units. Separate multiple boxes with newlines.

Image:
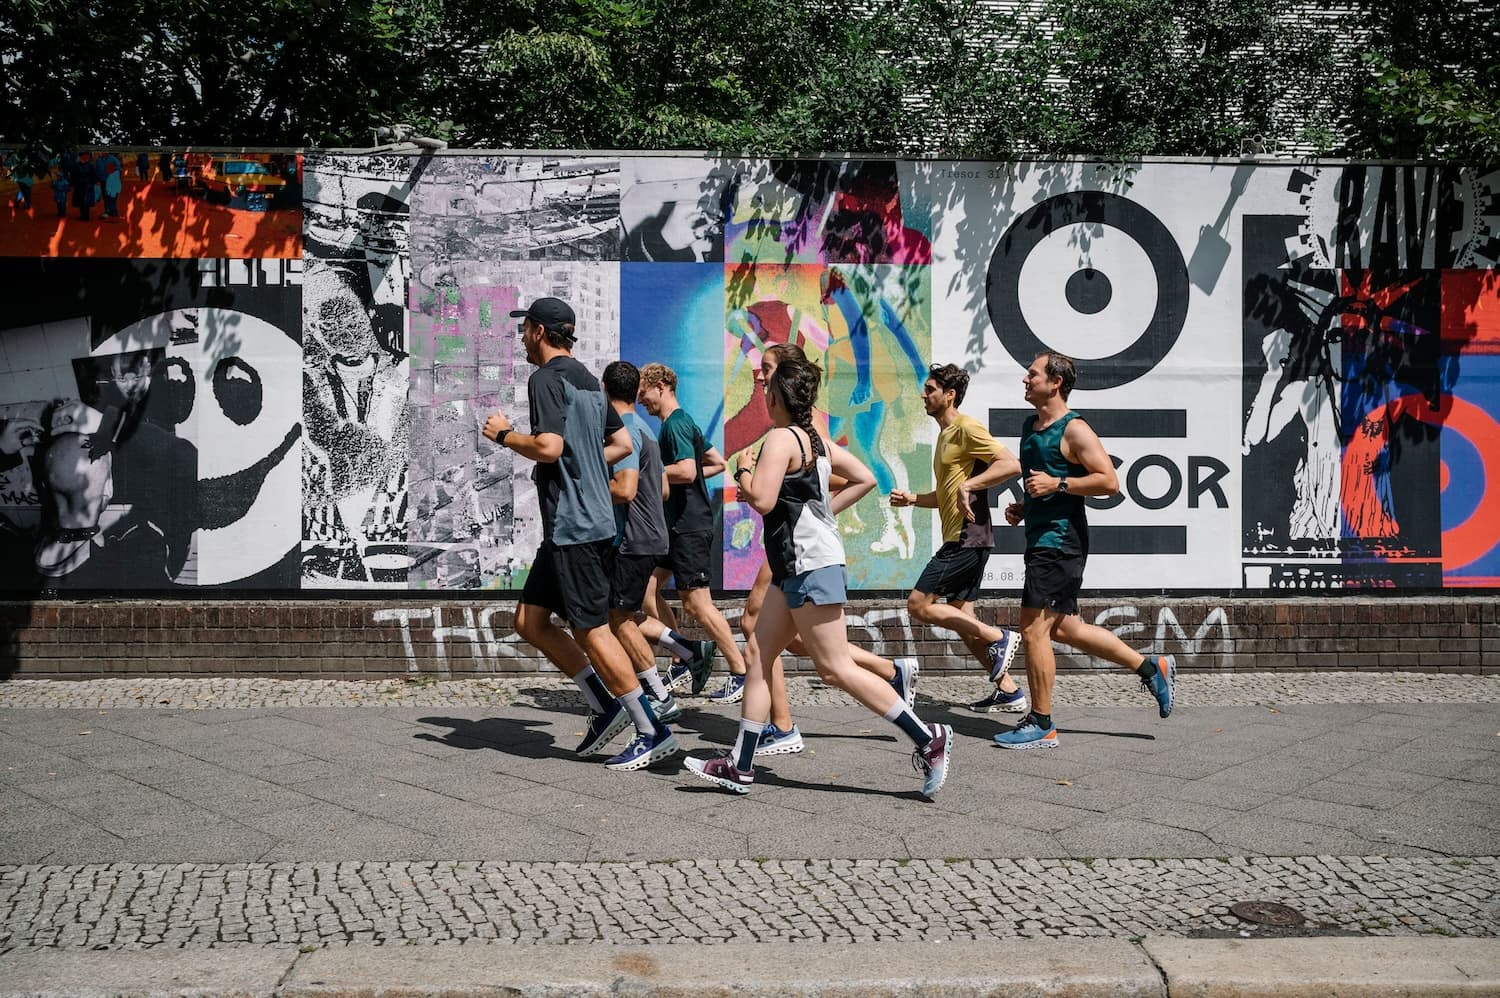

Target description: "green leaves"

left=1, top=0, right=1490, bottom=158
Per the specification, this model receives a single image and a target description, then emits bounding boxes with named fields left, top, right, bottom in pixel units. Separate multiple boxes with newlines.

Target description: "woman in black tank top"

left=735, top=343, right=924, bottom=761
left=686, top=360, right=959, bottom=800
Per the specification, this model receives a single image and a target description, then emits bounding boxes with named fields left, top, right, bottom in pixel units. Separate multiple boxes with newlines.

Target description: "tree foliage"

left=1, top=0, right=1493, bottom=160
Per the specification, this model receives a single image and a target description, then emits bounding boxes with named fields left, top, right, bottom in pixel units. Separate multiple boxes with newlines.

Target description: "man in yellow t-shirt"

left=890, top=364, right=1028, bottom=713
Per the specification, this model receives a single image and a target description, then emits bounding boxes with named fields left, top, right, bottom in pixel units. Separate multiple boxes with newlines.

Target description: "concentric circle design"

left=987, top=191, right=1189, bottom=390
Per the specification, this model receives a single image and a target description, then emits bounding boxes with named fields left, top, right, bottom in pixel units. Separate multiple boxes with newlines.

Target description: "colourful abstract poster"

left=619, top=262, right=725, bottom=585
left=1241, top=164, right=1500, bottom=590
left=1438, top=270, right=1500, bottom=585
left=725, top=160, right=931, bottom=267
left=720, top=263, right=932, bottom=589
left=0, top=151, right=302, bottom=259
left=1334, top=270, right=1444, bottom=587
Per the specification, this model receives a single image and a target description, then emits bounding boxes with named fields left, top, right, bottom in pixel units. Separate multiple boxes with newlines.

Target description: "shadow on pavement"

left=756, top=770, right=927, bottom=802
left=1056, top=727, right=1157, bottom=741
left=660, top=706, right=741, bottom=746
left=802, top=731, right=897, bottom=744
left=414, top=716, right=570, bottom=760
left=512, top=687, right=587, bottom=713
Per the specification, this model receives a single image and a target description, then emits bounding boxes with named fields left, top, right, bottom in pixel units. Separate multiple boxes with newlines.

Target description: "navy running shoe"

left=968, top=686, right=1029, bottom=714
left=604, top=728, right=681, bottom=771
left=753, top=722, right=805, bottom=757
left=708, top=672, right=745, bottom=704
left=889, top=657, right=919, bottom=708
left=987, top=629, right=1020, bottom=682
left=575, top=702, right=631, bottom=756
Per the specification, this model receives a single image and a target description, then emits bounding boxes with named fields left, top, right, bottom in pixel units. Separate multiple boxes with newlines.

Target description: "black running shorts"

left=605, top=547, right=657, bottom=612
left=658, top=529, right=713, bottom=591
left=521, top=539, right=611, bottom=630
left=1021, top=546, right=1086, bottom=615
left=912, top=541, right=989, bottom=603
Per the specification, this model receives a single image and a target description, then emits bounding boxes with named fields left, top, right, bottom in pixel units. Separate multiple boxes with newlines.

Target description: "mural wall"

left=1, top=152, right=1495, bottom=593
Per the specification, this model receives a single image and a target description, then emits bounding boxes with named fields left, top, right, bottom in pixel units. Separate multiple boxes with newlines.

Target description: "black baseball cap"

left=510, top=297, right=576, bottom=336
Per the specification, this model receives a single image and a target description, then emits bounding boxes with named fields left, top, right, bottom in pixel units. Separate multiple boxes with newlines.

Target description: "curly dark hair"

left=926, top=363, right=970, bottom=407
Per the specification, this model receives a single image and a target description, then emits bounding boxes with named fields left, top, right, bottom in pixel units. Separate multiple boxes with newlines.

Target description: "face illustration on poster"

left=92, top=307, right=303, bottom=586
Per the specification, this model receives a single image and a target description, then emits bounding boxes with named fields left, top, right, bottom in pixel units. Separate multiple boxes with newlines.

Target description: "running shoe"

left=968, top=686, right=1029, bottom=714
left=604, top=728, right=681, bottom=771
left=708, top=672, right=746, bottom=704
left=1142, top=654, right=1176, bottom=718
left=685, top=754, right=754, bottom=794
left=651, top=691, right=683, bottom=724
left=987, top=629, right=1020, bottom=682
left=575, top=702, right=631, bottom=756
left=993, top=715, right=1059, bottom=750
left=889, top=657, right=920, bottom=708
left=753, top=722, right=805, bottom=757
left=912, top=723, right=953, bottom=799
left=665, top=639, right=717, bottom=695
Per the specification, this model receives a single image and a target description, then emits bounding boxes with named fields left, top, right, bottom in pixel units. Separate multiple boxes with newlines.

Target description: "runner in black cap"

left=482, top=298, right=678, bottom=770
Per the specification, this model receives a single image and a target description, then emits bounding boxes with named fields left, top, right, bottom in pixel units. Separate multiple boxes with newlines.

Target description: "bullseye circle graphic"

left=1350, top=393, right=1500, bottom=573
left=987, top=191, right=1189, bottom=391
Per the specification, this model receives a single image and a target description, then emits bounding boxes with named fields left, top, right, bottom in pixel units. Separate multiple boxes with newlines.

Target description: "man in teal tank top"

left=993, top=353, right=1178, bottom=750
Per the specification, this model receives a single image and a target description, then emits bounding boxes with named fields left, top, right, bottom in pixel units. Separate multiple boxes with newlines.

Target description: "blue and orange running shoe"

left=993, top=714, right=1059, bottom=750
left=1142, top=654, right=1176, bottom=718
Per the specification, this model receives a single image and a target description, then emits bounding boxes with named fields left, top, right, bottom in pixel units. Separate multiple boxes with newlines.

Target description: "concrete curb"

left=1143, top=937, right=1500, bottom=997
left=2, top=938, right=1497, bottom=997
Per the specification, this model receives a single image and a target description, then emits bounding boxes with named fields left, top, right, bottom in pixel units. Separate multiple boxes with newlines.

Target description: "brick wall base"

left=1, top=597, right=1496, bottom=681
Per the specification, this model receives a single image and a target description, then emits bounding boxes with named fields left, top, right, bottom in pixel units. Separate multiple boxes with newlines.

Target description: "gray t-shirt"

left=528, top=356, right=622, bottom=546
left=612, top=410, right=670, bottom=557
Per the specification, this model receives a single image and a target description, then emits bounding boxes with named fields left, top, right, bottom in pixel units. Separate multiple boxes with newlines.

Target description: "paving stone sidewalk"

left=2, top=673, right=1498, bottom=955
left=2, top=670, right=1497, bottom=709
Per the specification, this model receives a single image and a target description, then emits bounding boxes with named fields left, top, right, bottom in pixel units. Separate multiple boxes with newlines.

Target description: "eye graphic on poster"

left=96, top=308, right=303, bottom=586
left=987, top=192, right=1189, bottom=389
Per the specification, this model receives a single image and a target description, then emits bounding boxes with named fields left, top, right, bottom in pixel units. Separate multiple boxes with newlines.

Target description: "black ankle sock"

left=1031, top=711, right=1052, bottom=729
left=892, top=709, right=932, bottom=748
left=1135, top=658, right=1156, bottom=679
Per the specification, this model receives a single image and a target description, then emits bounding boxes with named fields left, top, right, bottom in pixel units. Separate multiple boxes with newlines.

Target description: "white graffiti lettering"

left=373, top=602, right=1231, bottom=673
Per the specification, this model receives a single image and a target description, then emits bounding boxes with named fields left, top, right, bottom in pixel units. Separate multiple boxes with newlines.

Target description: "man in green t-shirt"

left=637, top=362, right=749, bottom=703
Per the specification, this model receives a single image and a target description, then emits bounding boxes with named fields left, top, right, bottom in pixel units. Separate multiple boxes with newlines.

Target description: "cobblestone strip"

left=1, top=672, right=1498, bottom=710
left=0, top=857, right=1495, bottom=951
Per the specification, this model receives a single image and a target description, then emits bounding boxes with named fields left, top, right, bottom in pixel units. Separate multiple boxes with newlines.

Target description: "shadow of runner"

left=673, top=753, right=928, bottom=801
left=511, top=685, right=587, bottom=713
left=657, top=707, right=741, bottom=746
left=0, top=598, right=31, bottom=681
left=802, top=730, right=897, bottom=744
left=414, top=716, right=570, bottom=760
